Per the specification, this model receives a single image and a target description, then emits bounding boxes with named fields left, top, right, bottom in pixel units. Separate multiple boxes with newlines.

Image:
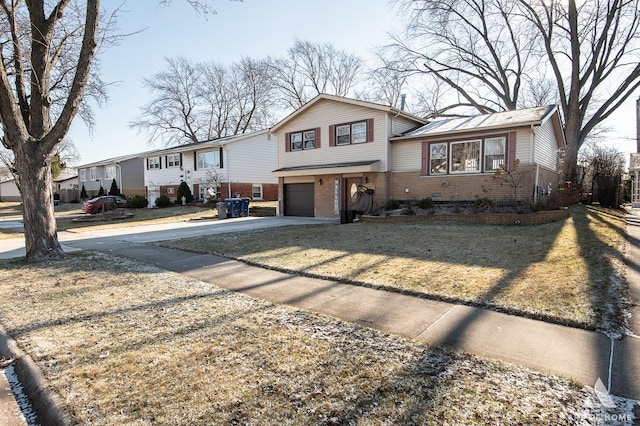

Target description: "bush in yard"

left=384, top=199, right=401, bottom=211
left=177, top=181, right=193, bottom=204
left=155, top=194, right=171, bottom=208
left=80, top=184, right=88, bottom=199
left=108, top=179, right=121, bottom=196
left=129, top=195, right=148, bottom=209
left=418, top=198, right=433, bottom=209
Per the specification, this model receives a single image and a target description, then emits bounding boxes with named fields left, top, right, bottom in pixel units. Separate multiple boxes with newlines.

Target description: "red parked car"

left=82, top=196, right=128, bottom=214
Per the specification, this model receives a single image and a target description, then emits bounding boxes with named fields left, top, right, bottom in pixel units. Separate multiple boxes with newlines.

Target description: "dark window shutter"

left=329, top=125, right=335, bottom=147
left=285, top=132, right=291, bottom=152
left=508, top=132, right=517, bottom=171
left=219, top=147, right=224, bottom=169
left=422, top=142, right=428, bottom=175
left=146, top=158, right=149, bottom=170
left=164, top=156, right=167, bottom=167
left=194, top=152, right=197, bottom=171
left=366, top=118, right=374, bottom=142
left=159, top=157, right=162, bottom=169
left=315, top=127, right=321, bottom=148
left=179, top=153, right=183, bottom=167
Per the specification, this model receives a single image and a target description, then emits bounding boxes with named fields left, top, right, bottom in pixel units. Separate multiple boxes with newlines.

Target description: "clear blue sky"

left=70, top=0, right=639, bottom=166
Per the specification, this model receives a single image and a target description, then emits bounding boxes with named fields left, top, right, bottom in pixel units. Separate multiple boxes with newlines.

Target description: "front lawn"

left=0, top=252, right=628, bottom=425
left=160, top=205, right=629, bottom=335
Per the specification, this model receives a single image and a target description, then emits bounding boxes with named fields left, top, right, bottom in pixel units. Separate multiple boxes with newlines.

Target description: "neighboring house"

left=270, top=94, right=565, bottom=218
left=141, top=129, right=278, bottom=206
left=0, top=178, right=20, bottom=202
left=77, top=154, right=146, bottom=199
left=54, top=169, right=79, bottom=203
left=630, top=153, right=640, bottom=208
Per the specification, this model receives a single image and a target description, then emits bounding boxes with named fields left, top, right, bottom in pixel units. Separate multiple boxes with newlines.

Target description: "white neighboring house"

left=0, top=178, right=20, bottom=201
left=142, top=129, right=278, bottom=207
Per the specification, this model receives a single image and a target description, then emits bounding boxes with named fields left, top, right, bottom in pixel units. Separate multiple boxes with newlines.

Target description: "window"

left=197, top=150, right=221, bottom=169
left=484, top=137, right=506, bottom=171
left=429, top=143, right=448, bottom=175
left=252, top=184, right=263, bottom=200
left=333, top=120, right=371, bottom=146
left=450, top=140, right=480, bottom=173
left=148, top=157, right=160, bottom=169
left=289, top=129, right=317, bottom=151
left=80, top=169, right=86, bottom=182
left=105, top=165, right=116, bottom=180
left=90, top=167, right=97, bottom=180
left=167, top=154, right=181, bottom=168
left=424, top=135, right=510, bottom=175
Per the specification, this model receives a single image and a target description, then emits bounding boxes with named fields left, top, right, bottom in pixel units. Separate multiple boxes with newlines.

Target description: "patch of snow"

left=4, top=365, right=39, bottom=425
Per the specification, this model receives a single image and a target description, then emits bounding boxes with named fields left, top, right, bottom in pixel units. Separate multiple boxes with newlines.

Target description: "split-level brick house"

left=270, top=94, right=565, bottom=218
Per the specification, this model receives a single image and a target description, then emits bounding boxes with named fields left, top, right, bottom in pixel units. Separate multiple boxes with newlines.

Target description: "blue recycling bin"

left=225, top=198, right=241, bottom=218
left=240, top=198, right=250, bottom=217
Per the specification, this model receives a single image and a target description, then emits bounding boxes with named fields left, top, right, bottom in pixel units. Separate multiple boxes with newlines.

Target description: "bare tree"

left=133, top=55, right=275, bottom=146
left=517, top=0, right=640, bottom=182
left=0, top=1, right=215, bottom=262
left=390, top=0, right=640, bottom=183
left=268, top=40, right=364, bottom=110
left=390, top=0, right=537, bottom=114
left=131, top=56, right=204, bottom=145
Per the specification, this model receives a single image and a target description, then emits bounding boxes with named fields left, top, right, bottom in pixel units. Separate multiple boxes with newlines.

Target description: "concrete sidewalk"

left=89, top=240, right=639, bottom=402
left=0, top=212, right=639, bottom=423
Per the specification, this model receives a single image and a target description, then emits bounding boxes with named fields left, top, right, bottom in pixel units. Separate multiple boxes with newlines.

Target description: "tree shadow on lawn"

left=0, top=267, right=602, bottom=425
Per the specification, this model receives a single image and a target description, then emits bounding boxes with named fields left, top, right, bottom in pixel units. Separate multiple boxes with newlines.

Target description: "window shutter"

left=421, top=142, right=428, bottom=175
left=285, top=132, right=291, bottom=152
left=164, top=156, right=167, bottom=168
left=366, top=118, right=374, bottom=142
left=219, top=147, right=224, bottom=169
left=194, top=152, right=197, bottom=171
left=179, top=153, right=183, bottom=167
left=508, top=132, right=517, bottom=171
left=159, top=157, right=162, bottom=169
left=329, top=125, right=335, bottom=147
left=315, top=127, right=321, bottom=148
left=146, top=158, right=149, bottom=170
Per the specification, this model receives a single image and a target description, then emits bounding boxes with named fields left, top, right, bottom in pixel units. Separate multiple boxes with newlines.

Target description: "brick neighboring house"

left=77, top=154, right=147, bottom=199
left=142, top=129, right=278, bottom=206
left=270, top=94, right=565, bottom=218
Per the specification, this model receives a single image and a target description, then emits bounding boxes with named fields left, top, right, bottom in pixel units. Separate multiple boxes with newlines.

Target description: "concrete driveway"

left=0, top=215, right=339, bottom=260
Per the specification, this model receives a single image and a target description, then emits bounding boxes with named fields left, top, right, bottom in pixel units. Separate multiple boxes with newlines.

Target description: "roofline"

left=269, top=94, right=426, bottom=133
left=139, top=129, right=271, bottom=158
left=390, top=105, right=566, bottom=145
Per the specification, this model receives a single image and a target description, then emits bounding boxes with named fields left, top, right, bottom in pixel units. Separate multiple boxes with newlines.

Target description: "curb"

left=0, top=326, right=73, bottom=426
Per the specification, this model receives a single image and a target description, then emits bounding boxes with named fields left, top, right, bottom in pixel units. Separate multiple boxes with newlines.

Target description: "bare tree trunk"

left=13, top=146, right=64, bottom=261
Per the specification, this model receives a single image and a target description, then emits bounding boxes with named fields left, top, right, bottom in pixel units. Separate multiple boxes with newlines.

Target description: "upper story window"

left=424, top=135, right=509, bottom=175
left=90, top=167, right=97, bottom=180
left=148, top=157, right=161, bottom=170
left=287, top=128, right=320, bottom=151
left=167, top=154, right=181, bottom=168
left=105, top=165, right=116, bottom=180
left=80, top=169, right=86, bottom=182
left=197, top=150, right=221, bottom=169
left=330, top=119, right=373, bottom=146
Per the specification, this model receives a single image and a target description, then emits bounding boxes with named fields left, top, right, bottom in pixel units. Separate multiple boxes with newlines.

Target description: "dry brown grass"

left=160, top=205, right=629, bottom=334
left=0, top=252, right=617, bottom=424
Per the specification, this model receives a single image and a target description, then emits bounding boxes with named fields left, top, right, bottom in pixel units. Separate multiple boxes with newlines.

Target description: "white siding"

left=514, top=128, right=534, bottom=164
left=223, top=133, right=277, bottom=183
left=533, top=119, right=559, bottom=171
left=391, top=140, right=422, bottom=172
left=277, top=99, right=391, bottom=171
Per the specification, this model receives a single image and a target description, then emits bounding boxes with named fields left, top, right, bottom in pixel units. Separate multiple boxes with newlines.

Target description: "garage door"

left=284, top=183, right=314, bottom=216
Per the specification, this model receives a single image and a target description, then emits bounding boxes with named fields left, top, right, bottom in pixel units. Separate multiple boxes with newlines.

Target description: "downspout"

left=531, top=124, right=540, bottom=203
